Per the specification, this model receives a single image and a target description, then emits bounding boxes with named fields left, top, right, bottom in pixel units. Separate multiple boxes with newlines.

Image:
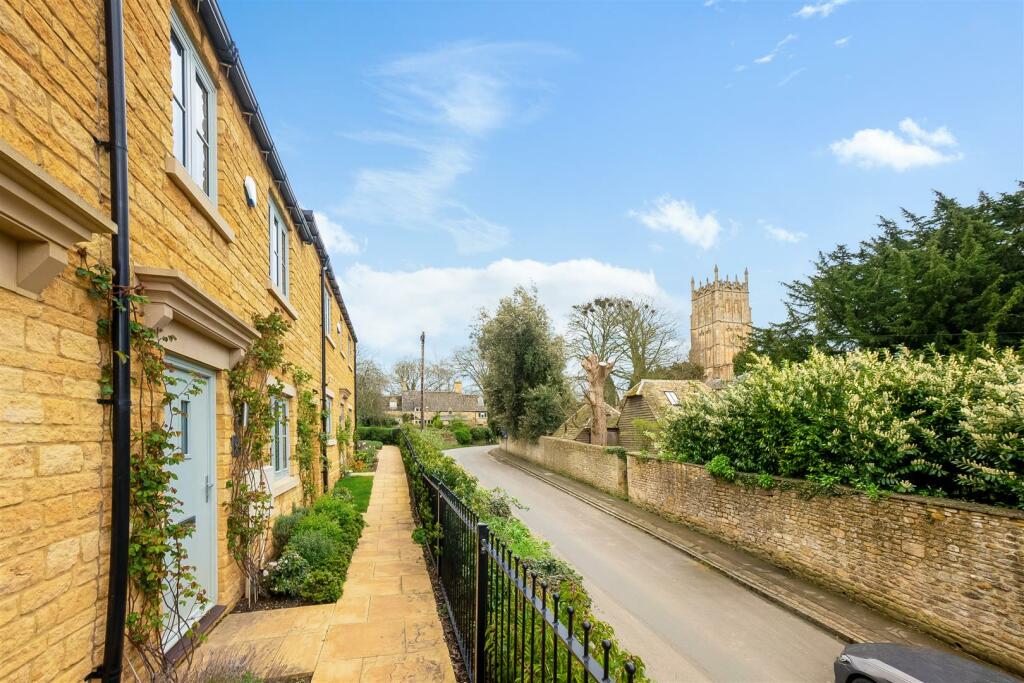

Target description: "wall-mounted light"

left=244, top=176, right=258, bottom=208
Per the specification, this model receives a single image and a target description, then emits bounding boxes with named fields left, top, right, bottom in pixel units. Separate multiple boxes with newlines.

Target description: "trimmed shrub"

left=311, top=495, right=364, bottom=547
left=272, top=508, right=307, bottom=551
left=299, top=569, right=343, bottom=603
left=267, top=547, right=310, bottom=596
left=470, top=426, right=493, bottom=443
left=289, top=525, right=346, bottom=571
left=453, top=427, right=473, bottom=445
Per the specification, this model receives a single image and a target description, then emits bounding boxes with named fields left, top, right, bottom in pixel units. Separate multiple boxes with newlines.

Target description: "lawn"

left=336, top=475, right=374, bottom=513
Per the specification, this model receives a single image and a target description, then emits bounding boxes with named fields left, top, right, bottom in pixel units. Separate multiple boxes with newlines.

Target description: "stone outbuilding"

left=617, top=379, right=710, bottom=451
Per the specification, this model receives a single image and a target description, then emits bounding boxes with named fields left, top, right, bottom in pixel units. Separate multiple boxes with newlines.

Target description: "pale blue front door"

left=163, top=358, right=217, bottom=648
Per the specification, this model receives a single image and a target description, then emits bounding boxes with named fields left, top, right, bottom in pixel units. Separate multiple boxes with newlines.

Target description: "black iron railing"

left=400, top=430, right=634, bottom=683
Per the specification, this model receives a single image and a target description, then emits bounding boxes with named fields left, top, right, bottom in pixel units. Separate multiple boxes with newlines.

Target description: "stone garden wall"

left=504, top=437, right=627, bottom=497
left=500, top=436, right=1024, bottom=675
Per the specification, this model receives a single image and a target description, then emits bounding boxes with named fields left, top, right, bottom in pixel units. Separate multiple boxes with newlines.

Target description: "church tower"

left=689, top=266, right=752, bottom=380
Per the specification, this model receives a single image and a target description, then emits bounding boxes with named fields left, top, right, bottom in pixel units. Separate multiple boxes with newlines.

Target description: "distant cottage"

left=386, top=380, right=489, bottom=426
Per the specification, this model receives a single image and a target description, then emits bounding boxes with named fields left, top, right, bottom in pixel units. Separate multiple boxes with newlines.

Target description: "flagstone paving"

left=195, top=446, right=455, bottom=682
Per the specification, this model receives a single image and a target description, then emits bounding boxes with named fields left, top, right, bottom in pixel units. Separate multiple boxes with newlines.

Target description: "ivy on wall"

left=226, top=311, right=289, bottom=606
left=77, top=252, right=205, bottom=681
left=293, top=367, right=320, bottom=507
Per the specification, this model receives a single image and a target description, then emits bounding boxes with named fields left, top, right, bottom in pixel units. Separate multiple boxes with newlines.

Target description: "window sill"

left=327, top=439, right=337, bottom=447
left=266, top=281, right=298, bottom=320
left=265, top=470, right=299, bottom=498
left=326, top=335, right=336, bottom=349
left=164, top=153, right=234, bottom=244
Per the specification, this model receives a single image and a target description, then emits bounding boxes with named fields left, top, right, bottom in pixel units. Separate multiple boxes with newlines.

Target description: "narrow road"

left=448, top=445, right=845, bottom=683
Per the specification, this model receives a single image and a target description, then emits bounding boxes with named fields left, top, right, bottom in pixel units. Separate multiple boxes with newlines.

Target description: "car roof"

left=843, top=644, right=1021, bottom=683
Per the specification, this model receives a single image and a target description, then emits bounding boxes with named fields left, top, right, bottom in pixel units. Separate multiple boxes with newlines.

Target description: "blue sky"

left=222, top=0, right=1023, bottom=366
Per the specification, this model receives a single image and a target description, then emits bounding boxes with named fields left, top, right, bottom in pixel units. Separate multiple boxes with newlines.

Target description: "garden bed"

left=231, top=477, right=369, bottom=615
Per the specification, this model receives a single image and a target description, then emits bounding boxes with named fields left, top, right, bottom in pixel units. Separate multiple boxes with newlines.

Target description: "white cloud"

left=898, top=117, right=957, bottom=148
left=754, top=34, right=797, bottom=64
left=795, top=0, right=849, bottom=18
left=761, top=221, right=806, bottom=243
left=336, top=41, right=564, bottom=254
left=629, top=196, right=722, bottom=250
left=341, top=258, right=673, bottom=361
left=733, top=64, right=748, bottom=72
left=778, top=67, right=806, bottom=86
left=830, top=118, right=962, bottom=171
left=834, top=35, right=851, bottom=47
left=313, top=211, right=362, bottom=255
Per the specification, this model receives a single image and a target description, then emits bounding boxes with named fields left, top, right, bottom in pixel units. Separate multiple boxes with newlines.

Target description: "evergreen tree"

left=476, top=287, right=571, bottom=440
left=750, top=184, right=1024, bottom=360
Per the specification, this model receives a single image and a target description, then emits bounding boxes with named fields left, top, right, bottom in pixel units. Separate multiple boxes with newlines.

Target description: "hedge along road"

left=448, top=445, right=845, bottom=683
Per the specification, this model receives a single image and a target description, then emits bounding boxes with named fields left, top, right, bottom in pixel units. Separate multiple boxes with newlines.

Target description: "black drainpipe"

left=320, top=267, right=329, bottom=493
left=94, top=0, right=131, bottom=680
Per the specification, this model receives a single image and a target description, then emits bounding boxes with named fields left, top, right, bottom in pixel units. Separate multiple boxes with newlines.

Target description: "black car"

left=834, top=643, right=1022, bottom=683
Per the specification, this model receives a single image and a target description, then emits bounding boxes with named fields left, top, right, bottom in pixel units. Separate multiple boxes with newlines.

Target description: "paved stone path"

left=312, top=445, right=455, bottom=682
left=196, top=446, right=455, bottom=682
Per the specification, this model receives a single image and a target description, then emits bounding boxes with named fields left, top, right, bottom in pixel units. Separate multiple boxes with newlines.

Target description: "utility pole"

left=420, top=331, right=426, bottom=430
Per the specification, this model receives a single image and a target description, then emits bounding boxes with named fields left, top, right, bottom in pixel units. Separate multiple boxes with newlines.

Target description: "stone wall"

left=504, top=437, right=627, bottom=497
left=626, top=454, right=1024, bottom=676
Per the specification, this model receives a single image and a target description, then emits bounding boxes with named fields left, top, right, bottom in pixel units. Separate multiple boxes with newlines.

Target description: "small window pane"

left=191, top=76, right=210, bottom=192
left=180, top=400, right=190, bottom=455
left=170, top=35, right=186, bottom=163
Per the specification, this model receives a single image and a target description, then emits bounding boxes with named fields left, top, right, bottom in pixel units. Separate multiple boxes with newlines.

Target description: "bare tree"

left=582, top=354, right=616, bottom=445
left=451, top=344, right=486, bottom=393
left=614, top=298, right=679, bottom=387
left=390, top=358, right=420, bottom=393
left=425, top=358, right=457, bottom=391
left=356, top=357, right=389, bottom=423
left=568, top=297, right=680, bottom=391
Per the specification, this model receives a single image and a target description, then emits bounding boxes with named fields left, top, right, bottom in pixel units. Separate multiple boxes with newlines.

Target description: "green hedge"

left=398, top=424, right=646, bottom=681
left=356, top=425, right=399, bottom=444
left=662, top=347, right=1024, bottom=508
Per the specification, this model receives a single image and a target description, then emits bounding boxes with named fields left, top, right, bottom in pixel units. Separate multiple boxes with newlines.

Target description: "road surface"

left=448, top=445, right=845, bottom=683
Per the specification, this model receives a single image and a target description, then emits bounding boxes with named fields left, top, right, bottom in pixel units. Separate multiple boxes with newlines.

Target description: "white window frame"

left=271, top=398, right=290, bottom=475
left=323, top=285, right=331, bottom=337
left=268, top=198, right=289, bottom=297
left=170, top=12, right=217, bottom=199
left=325, top=395, right=333, bottom=435
left=665, top=391, right=679, bottom=406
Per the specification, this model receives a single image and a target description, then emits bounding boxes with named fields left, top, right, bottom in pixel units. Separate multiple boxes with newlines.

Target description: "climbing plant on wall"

left=337, top=414, right=353, bottom=470
left=77, top=252, right=205, bottom=681
left=226, top=311, right=290, bottom=606
left=293, top=367, right=320, bottom=507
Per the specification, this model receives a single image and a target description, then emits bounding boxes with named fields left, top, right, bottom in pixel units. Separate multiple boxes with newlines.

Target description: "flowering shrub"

left=267, top=548, right=310, bottom=596
left=662, top=347, right=1024, bottom=508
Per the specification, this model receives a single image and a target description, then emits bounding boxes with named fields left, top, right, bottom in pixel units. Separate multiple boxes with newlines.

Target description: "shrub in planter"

left=453, top=427, right=473, bottom=445
left=299, top=568, right=343, bottom=603
left=272, top=508, right=307, bottom=551
left=267, top=547, right=310, bottom=596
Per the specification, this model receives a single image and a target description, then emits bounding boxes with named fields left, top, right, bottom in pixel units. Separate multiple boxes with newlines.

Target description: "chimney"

left=454, top=380, right=463, bottom=394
